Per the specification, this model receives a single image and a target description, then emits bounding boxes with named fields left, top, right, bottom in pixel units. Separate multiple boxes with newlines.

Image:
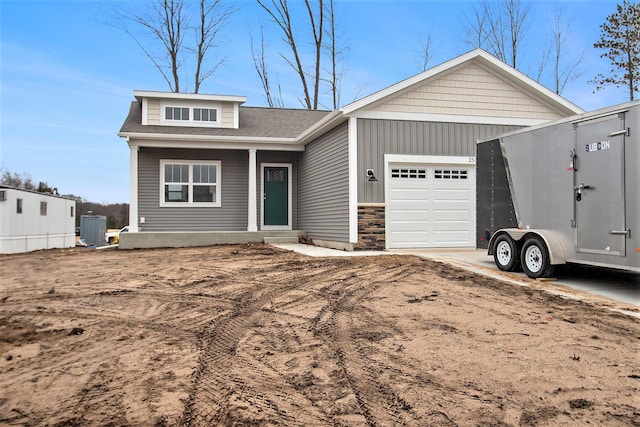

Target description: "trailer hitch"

left=574, top=183, right=592, bottom=201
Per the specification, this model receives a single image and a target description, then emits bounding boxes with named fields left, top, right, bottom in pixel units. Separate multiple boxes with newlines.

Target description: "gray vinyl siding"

left=357, top=119, right=521, bottom=203
left=298, top=122, right=349, bottom=242
left=138, top=148, right=248, bottom=231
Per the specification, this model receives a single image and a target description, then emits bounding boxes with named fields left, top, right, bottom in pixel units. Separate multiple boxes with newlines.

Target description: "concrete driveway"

left=272, top=244, right=639, bottom=310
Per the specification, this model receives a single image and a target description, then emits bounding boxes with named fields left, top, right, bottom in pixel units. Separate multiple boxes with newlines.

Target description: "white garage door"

left=387, top=163, right=475, bottom=249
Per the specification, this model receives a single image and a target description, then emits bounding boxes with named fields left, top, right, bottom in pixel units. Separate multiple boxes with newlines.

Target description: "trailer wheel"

left=493, top=235, right=520, bottom=272
left=521, top=237, right=555, bottom=278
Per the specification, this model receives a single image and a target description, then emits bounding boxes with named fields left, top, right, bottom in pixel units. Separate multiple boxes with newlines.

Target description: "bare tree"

left=463, top=0, right=530, bottom=69
left=192, top=0, right=235, bottom=93
left=119, top=0, right=185, bottom=92
left=258, top=0, right=339, bottom=109
left=505, top=0, right=530, bottom=69
left=418, top=33, right=434, bottom=72
left=322, top=0, right=350, bottom=109
left=593, top=0, right=640, bottom=101
left=549, top=10, right=584, bottom=95
left=307, top=0, right=324, bottom=109
left=250, top=26, right=284, bottom=108
left=485, top=1, right=508, bottom=63
left=114, top=0, right=233, bottom=93
left=534, top=42, right=551, bottom=83
left=462, top=2, right=490, bottom=49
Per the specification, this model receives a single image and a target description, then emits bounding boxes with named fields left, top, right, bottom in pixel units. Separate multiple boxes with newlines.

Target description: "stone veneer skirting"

left=354, top=204, right=386, bottom=251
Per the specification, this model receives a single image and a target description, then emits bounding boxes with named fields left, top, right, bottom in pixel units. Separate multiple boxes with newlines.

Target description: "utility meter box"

left=80, top=215, right=106, bottom=247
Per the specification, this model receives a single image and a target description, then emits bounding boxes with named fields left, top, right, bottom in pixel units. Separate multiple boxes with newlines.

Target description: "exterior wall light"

left=366, top=169, right=378, bottom=182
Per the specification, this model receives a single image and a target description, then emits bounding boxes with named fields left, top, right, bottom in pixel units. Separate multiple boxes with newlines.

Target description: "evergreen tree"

left=593, top=1, right=640, bottom=101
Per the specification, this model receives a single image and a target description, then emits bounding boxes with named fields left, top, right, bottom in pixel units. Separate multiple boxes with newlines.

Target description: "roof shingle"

left=119, top=102, right=331, bottom=139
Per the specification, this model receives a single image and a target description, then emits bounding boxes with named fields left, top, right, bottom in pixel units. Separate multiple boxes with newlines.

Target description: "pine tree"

left=593, top=1, right=640, bottom=101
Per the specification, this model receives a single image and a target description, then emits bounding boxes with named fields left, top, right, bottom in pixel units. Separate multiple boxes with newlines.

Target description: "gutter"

left=295, top=109, right=346, bottom=145
left=118, top=132, right=306, bottom=152
left=117, top=131, right=298, bottom=145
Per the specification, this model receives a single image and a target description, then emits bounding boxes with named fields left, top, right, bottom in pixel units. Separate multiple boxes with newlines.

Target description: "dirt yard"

left=0, top=244, right=638, bottom=426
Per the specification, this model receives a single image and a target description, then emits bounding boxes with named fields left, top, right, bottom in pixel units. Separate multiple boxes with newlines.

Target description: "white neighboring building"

left=0, top=185, right=76, bottom=254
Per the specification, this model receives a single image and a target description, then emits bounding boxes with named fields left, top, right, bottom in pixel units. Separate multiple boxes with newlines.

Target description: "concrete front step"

left=264, top=236, right=300, bottom=244
left=119, top=230, right=305, bottom=249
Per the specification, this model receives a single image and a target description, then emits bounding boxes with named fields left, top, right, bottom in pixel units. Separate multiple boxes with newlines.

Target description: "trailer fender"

left=488, top=229, right=567, bottom=265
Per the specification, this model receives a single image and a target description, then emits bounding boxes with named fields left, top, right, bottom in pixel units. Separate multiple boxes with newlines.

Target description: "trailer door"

left=574, top=113, right=626, bottom=256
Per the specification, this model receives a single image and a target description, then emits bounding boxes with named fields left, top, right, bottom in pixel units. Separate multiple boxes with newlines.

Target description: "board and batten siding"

left=358, top=119, right=521, bottom=203
left=298, top=122, right=349, bottom=242
left=138, top=148, right=249, bottom=231
left=370, top=62, right=566, bottom=121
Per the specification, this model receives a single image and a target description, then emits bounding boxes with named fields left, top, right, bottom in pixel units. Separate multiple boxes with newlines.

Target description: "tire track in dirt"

left=3, top=246, right=638, bottom=426
left=182, top=269, right=311, bottom=426
left=309, top=263, right=429, bottom=426
left=183, top=285, right=300, bottom=425
left=182, top=257, right=405, bottom=426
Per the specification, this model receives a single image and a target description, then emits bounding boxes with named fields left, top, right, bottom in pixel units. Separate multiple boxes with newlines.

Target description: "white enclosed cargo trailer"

left=477, top=101, right=639, bottom=278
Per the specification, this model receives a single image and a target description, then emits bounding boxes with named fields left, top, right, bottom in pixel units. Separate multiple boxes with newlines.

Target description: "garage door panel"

left=390, top=210, right=429, bottom=222
left=390, top=188, right=428, bottom=199
left=387, top=162, right=475, bottom=249
left=433, top=189, right=470, bottom=200
left=389, top=232, right=431, bottom=245
left=433, top=210, right=471, bottom=221
left=434, top=230, right=473, bottom=245
left=390, top=220, right=430, bottom=231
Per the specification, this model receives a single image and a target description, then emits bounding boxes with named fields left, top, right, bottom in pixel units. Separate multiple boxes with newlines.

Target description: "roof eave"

left=295, top=110, right=346, bottom=145
left=118, top=131, right=297, bottom=145
left=133, top=90, right=247, bottom=104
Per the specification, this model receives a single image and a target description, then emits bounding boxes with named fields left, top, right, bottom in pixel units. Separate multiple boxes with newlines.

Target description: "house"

left=0, top=185, right=76, bottom=254
left=118, top=49, right=583, bottom=251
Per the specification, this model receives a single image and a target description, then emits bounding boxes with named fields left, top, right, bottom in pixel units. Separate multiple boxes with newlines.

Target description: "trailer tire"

left=521, top=237, right=555, bottom=279
left=493, top=234, right=521, bottom=272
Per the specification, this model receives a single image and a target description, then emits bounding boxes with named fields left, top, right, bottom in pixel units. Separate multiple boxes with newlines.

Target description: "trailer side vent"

left=0, top=190, right=5, bottom=201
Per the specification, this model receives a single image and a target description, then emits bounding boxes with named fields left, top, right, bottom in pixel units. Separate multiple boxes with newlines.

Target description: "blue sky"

left=0, top=0, right=631, bottom=204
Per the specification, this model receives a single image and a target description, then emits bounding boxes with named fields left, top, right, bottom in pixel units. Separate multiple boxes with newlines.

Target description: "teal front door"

left=263, top=166, right=289, bottom=226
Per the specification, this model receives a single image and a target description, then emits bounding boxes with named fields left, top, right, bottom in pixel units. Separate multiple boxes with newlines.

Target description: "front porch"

left=118, top=230, right=306, bottom=250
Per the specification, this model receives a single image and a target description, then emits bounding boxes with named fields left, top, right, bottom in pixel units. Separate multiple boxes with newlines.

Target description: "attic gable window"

left=165, top=107, right=189, bottom=121
left=194, top=108, right=217, bottom=122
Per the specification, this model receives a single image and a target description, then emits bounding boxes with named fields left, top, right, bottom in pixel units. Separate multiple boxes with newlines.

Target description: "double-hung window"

left=160, top=160, right=221, bottom=207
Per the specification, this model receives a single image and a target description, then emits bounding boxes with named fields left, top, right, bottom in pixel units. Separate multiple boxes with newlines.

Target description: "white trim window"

left=165, top=106, right=190, bottom=121
left=160, top=160, right=221, bottom=207
left=194, top=108, right=217, bottom=122
left=161, top=102, right=221, bottom=127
